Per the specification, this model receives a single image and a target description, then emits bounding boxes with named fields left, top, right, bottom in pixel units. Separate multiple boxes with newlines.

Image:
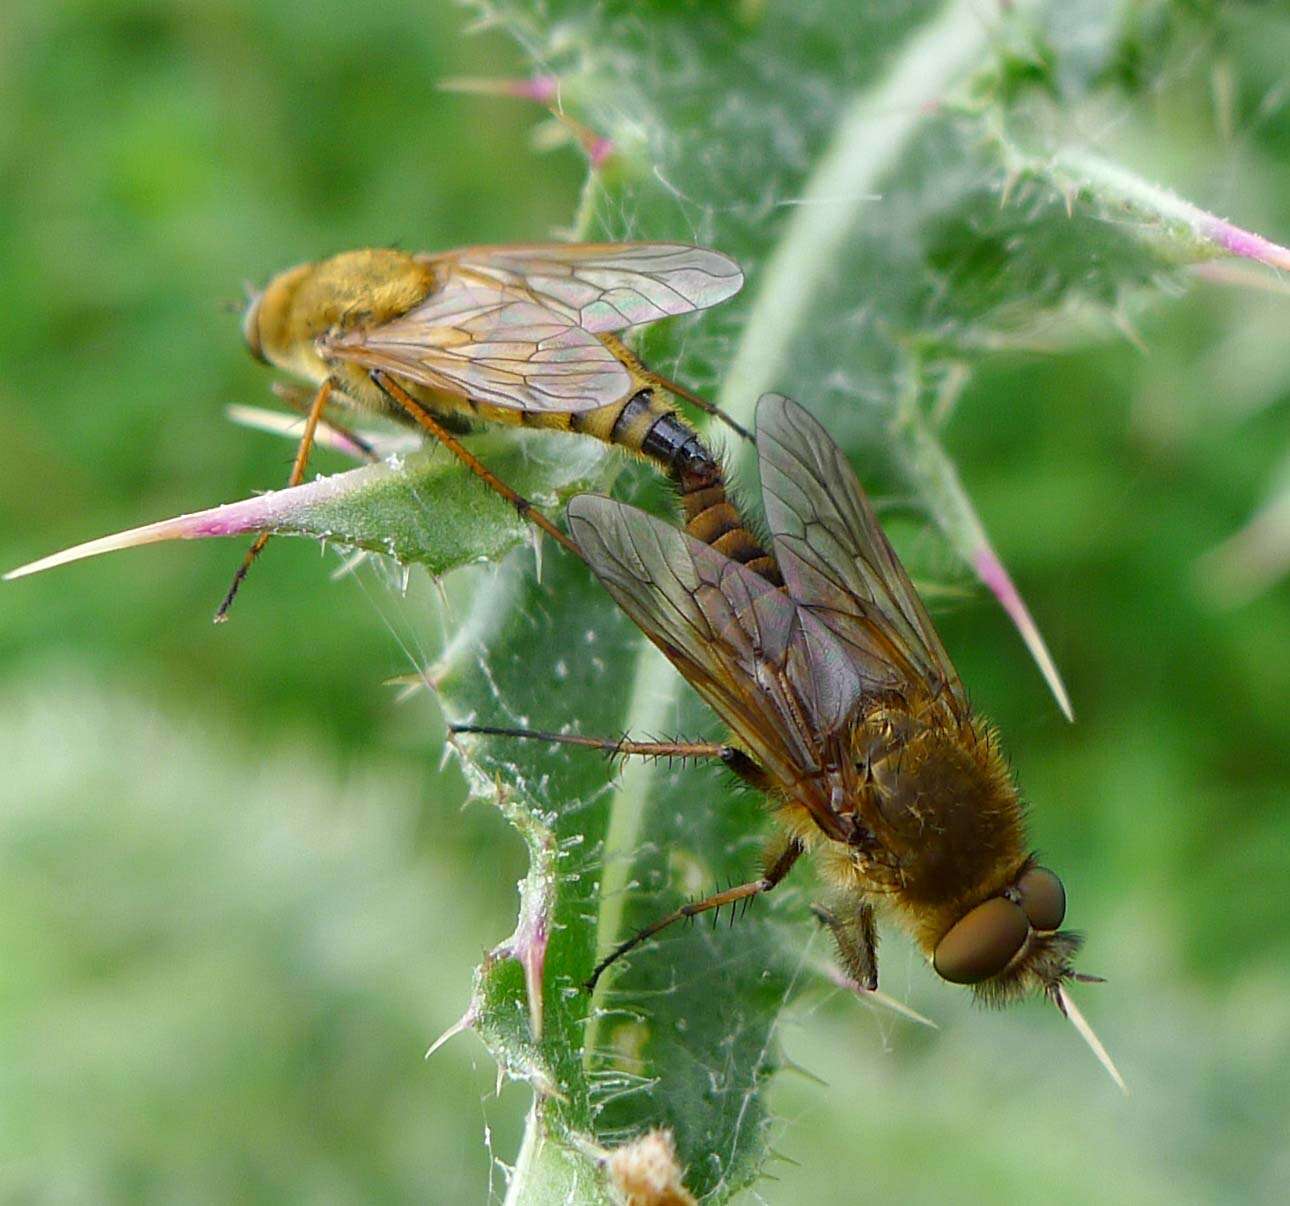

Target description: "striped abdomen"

left=594, top=390, right=781, bottom=584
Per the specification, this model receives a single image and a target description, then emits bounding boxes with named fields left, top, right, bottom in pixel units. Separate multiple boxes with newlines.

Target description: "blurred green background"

left=2, top=2, right=1289, bottom=1202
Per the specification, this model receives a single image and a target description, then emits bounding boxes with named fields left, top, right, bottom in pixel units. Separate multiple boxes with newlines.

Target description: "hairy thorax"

left=250, top=249, right=440, bottom=410
left=849, top=702, right=1028, bottom=941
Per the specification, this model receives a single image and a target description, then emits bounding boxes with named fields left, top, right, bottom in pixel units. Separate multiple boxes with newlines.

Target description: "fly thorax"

left=863, top=721, right=1025, bottom=906
left=255, top=251, right=431, bottom=367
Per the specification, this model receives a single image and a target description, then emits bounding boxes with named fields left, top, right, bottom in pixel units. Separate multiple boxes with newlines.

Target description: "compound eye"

left=1017, top=866, right=1066, bottom=931
left=242, top=292, right=267, bottom=364
left=933, top=897, right=1029, bottom=985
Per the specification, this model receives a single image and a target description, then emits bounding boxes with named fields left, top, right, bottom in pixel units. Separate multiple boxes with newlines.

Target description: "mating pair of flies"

left=14, top=240, right=1120, bottom=1083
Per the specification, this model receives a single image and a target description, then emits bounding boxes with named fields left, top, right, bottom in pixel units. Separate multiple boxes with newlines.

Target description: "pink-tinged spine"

left=424, top=1003, right=479, bottom=1062
left=973, top=542, right=1075, bottom=723
left=440, top=74, right=615, bottom=170
left=225, top=403, right=388, bottom=461
left=903, top=414, right=1074, bottom=722
left=5, top=463, right=386, bottom=582
left=547, top=109, right=616, bottom=170
left=515, top=885, right=550, bottom=1042
left=1200, top=215, right=1290, bottom=272
left=439, top=74, right=560, bottom=104
left=1053, top=149, right=1290, bottom=276
left=821, top=964, right=938, bottom=1028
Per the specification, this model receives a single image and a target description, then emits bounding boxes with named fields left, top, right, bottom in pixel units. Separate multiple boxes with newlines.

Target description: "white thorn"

left=530, top=527, right=544, bottom=584
left=1056, top=983, right=1127, bottom=1095
left=6, top=520, right=180, bottom=579
left=329, top=549, right=369, bottom=580
left=424, top=1007, right=476, bottom=1061
left=852, top=985, right=939, bottom=1029
left=826, top=967, right=938, bottom=1028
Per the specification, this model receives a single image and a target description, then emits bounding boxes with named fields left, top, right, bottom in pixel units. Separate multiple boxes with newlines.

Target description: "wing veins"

left=756, top=394, right=967, bottom=715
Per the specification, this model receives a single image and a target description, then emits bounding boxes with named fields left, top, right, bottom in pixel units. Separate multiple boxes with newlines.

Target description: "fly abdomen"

left=636, top=403, right=780, bottom=585
left=563, top=388, right=778, bottom=583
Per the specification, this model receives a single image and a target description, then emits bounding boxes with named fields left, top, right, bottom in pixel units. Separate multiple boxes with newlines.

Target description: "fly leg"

left=449, top=723, right=785, bottom=989
left=448, top=723, right=769, bottom=786
left=811, top=893, right=879, bottom=991
left=214, top=378, right=333, bottom=622
left=369, top=370, right=584, bottom=562
left=586, top=836, right=804, bottom=992
left=450, top=725, right=726, bottom=762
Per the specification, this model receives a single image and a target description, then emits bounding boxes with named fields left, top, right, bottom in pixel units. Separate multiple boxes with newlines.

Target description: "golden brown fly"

left=222, top=242, right=750, bottom=618
left=455, top=393, right=1123, bottom=1087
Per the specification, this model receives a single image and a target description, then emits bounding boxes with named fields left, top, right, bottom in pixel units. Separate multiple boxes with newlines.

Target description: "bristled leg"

left=811, top=893, right=879, bottom=991
left=586, top=836, right=804, bottom=992
left=369, top=370, right=584, bottom=562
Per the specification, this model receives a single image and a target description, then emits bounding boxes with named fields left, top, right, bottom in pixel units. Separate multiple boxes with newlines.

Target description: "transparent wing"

left=323, top=275, right=632, bottom=413
left=438, top=242, right=744, bottom=334
left=567, top=495, right=862, bottom=790
left=755, top=393, right=966, bottom=711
